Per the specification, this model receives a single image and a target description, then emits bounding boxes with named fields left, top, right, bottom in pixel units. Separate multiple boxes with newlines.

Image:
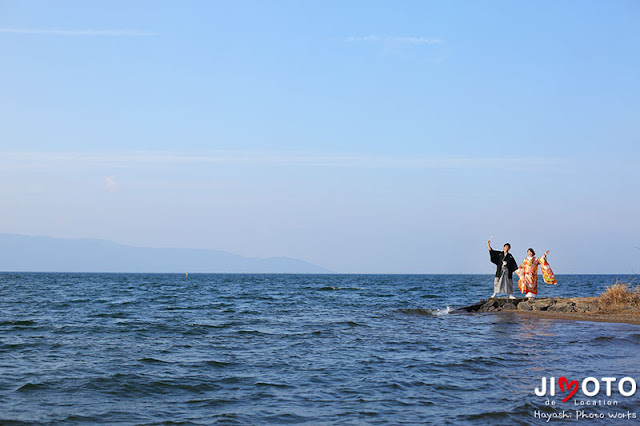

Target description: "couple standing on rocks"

left=487, top=237, right=557, bottom=299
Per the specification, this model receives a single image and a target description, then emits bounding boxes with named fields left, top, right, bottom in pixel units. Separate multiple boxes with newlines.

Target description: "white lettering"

left=608, top=411, right=637, bottom=419
left=619, top=377, right=637, bottom=397
left=576, top=410, right=604, bottom=419
left=535, top=377, right=547, bottom=396
left=534, top=410, right=572, bottom=422
left=601, top=377, right=616, bottom=396
left=536, top=375, right=637, bottom=399
left=582, top=377, right=600, bottom=397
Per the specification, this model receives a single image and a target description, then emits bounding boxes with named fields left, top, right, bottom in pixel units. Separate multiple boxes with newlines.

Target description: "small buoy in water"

left=186, top=272, right=189, bottom=278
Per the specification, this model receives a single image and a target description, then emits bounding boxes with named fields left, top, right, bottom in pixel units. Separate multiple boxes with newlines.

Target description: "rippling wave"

left=0, top=273, right=637, bottom=424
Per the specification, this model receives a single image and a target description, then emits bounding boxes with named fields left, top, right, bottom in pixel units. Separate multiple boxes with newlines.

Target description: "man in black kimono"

left=487, top=239, right=518, bottom=299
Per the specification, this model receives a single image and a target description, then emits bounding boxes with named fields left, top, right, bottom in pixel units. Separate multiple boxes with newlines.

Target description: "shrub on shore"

left=599, top=282, right=640, bottom=308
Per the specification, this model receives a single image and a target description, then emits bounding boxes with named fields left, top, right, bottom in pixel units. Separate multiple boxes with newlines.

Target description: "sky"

left=1, top=0, right=639, bottom=273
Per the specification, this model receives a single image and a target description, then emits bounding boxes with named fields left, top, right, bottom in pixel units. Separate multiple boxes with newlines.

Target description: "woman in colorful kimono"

left=515, top=248, right=557, bottom=298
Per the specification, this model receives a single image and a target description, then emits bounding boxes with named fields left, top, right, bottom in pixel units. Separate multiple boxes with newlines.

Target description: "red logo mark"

left=558, top=377, right=579, bottom=402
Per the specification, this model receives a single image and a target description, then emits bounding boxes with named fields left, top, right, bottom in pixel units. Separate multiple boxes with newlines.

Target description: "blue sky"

left=1, top=0, right=639, bottom=273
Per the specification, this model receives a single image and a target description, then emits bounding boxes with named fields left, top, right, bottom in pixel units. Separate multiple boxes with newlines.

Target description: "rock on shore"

left=458, top=297, right=600, bottom=314
left=456, top=297, right=640, bottom=325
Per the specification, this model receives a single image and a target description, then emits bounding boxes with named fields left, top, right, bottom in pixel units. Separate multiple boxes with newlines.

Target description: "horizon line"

left=0, top=270, right=628, bottom=276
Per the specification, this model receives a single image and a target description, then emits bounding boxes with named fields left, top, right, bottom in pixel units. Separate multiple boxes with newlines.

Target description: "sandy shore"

left=457, top=297, right=640, bottom=325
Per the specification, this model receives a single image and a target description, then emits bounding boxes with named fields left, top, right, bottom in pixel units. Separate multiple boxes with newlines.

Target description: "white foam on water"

left=432, top=306, right=451, bottom=316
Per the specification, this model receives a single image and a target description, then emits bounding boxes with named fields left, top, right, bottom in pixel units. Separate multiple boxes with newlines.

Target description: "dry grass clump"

left=599, top=282, right=640, bottom=309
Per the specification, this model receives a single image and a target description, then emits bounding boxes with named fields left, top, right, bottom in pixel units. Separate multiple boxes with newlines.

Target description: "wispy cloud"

left=0, top=28, right=157, bottom=37
left=346, top=35, right=443, bottom=45
left=0, top=151, right=564, bottom=173
left=103, top=176, right=118, bottom=192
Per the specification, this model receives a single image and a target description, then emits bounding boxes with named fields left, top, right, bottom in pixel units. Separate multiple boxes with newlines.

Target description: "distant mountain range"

left=0, top=234, right=330, bottom=273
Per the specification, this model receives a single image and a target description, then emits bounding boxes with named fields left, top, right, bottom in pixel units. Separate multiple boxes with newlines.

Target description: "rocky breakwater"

left=457, top=297, right=640, bottom=325
left=459, top=297, right=599, bottom=314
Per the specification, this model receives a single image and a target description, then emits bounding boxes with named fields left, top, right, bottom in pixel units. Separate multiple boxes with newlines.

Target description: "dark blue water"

left=1, top=273, right=638, bottom=424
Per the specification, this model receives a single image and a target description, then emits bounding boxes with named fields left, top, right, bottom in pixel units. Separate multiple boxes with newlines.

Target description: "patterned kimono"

left=515, top=255, right=557, bottom=295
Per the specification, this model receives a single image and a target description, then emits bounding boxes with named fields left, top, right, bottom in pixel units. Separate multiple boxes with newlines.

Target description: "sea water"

left=1, top=273, right=638, bottom=424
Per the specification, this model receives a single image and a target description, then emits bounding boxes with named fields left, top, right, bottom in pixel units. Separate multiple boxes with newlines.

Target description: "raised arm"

left=488, top=238, right=501, bottom=264
left=535, top=250, right=550, bottom=267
